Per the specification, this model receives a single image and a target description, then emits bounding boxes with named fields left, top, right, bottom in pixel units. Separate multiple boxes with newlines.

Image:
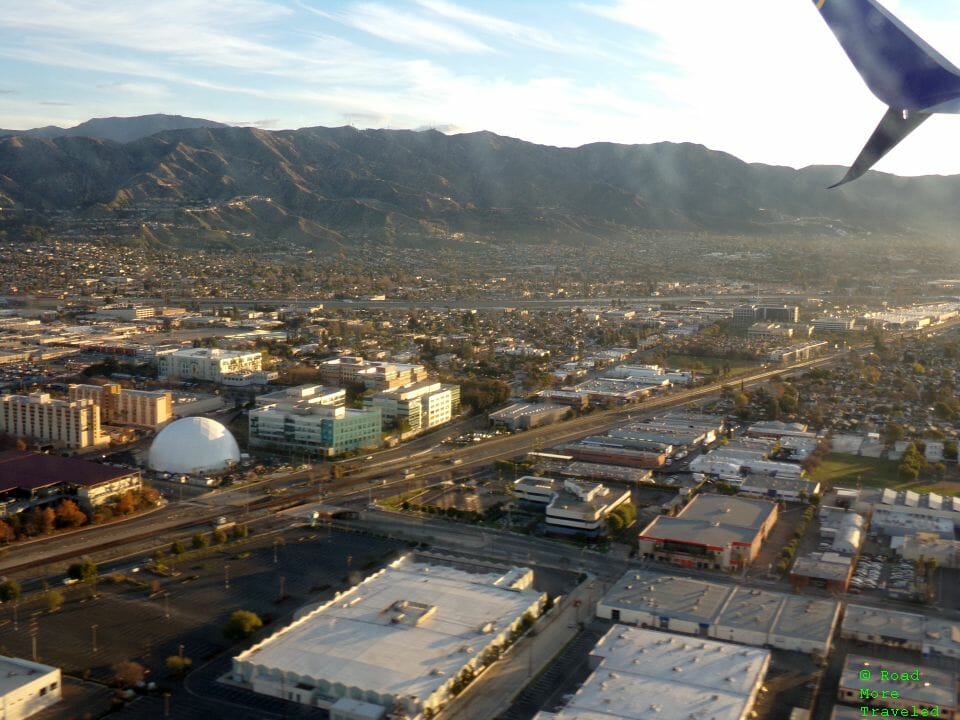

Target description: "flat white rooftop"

left=234, top=556, right=541, bottom=707
left=543, top=626, right=769, bottom=720
left=0, top=655, right=59, bottom=695
left=841, top=604, right=925, bottom=642
left=600, top=570, right=840, bottom=648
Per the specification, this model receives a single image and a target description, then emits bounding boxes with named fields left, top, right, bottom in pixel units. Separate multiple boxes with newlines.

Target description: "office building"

left=319, top=356, right=427, bottom=390
left=637, top=494, right=778, bottom=570
left=0, top=392, right=106, bottom=451
left=513, top=476, right=631, bottom=535
left=535, top=626, right=770, bottom=720
left=0, top=656, right=61, bottom=720
left=735, top=304, right=800, bottom=329
left=232, top=556, right=544, bottom=719
left=68, top=382, right=172, bottom=428
left=249, top=401, right=381, bottom=458
left=812, top=317, right=856, bottom=333
left=255, top=385, right=345, bottom=409
left=364, top=381, right=459, bottom=434
left=157, top=348, right=263, bottom=383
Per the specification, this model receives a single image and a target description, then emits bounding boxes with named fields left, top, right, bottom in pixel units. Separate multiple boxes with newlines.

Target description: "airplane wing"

left=828, top=108, right=930, bottom=188
left=812, top=0, right=960, bottom=186
left=814, top=0, right=960, bottom=111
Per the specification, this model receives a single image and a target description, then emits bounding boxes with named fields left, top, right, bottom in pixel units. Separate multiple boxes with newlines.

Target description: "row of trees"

left=0, top=488, right=162, bottom=543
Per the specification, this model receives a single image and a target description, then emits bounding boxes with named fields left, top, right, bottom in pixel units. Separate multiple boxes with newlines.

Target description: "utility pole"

left=29, top=614, right=38, bottom=662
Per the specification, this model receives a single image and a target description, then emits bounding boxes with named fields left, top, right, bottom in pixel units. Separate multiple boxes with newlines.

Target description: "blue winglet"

left=813, top=0, right=960, bottom=111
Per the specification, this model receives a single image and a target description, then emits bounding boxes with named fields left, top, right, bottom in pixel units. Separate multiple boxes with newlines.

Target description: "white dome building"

left=148, top=417, right=240, bottom=475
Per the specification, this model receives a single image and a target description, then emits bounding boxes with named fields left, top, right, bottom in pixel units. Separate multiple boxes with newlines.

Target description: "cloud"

left=227, top=118, right=282, bottom=128
left=96, top=81, right=169, bottom=98
left=305, top=2, right=492, bottom=53
left=0, top=89, right=16, bottom=95
left=414, top=0, right=565, bottom=52
left=39, top=100, right=71, bottom=106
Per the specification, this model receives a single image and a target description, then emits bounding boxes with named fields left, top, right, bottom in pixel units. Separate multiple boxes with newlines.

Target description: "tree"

left=223, top=610, right=263, bottom=641
left=170, top=540, right=186, bottom=555
left=165, top=655, right=193, bottom=675
left=55, top=499, right=88, bottom=529
left=0, top=519, right=14, bottom=544
left=882, top=422, right=905, bottom=446
left=25, top=506, right=56, bottom=536
left=212, top=528, right=228, bottom=545
left=67, top=557, right=98, bottom=582
left=44, top=588, right=65, bottom=613
left=191, top=533, right=209, bottom=550
left=0, top=578, right=20, bottom=603
left=111, top=661, right=146, bottom=688
left=115, top=491, right=136, bottom=515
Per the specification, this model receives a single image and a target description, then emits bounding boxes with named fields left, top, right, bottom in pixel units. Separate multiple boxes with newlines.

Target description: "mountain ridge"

left=1, top=117, right=959, bottom=248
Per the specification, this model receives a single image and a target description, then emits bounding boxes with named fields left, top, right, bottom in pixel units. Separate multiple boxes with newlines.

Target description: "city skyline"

left=2, top=0, right=960, bottom=176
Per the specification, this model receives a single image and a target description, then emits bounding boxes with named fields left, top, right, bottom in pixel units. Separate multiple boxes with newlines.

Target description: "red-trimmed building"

left=638, top=494, right=779, bottom=571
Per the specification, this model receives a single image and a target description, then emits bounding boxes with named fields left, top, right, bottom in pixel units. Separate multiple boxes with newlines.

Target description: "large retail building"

left=232, top=556, right=544, bottom=719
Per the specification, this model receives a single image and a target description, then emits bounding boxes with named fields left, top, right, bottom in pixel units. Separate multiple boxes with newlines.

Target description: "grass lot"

left=662, top=354, right=758, bottom=375
left=899, top=481, right=960, bottom=497
left=810, top=453, right=903, bottom=489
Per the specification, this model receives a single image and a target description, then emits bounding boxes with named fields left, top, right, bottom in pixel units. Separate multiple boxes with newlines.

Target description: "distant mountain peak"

left=0, top=113, right=228, bottom=143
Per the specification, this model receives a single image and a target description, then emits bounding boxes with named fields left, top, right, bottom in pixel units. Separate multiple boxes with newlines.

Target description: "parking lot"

left=1, top=525, right=404, bottom=717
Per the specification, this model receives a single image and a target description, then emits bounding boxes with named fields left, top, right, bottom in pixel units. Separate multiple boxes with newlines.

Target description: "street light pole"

left=91, top=624, right=98, bottom=653
left=224, top=563, right=230, bottom=590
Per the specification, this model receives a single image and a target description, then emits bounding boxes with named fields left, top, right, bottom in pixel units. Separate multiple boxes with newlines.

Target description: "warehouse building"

left=0, top=450, right=142, bottom=517
left=0, top=655, right=61, bottom=719
left=789, top=552, right=855, bottom=593
left=596, top=570, right=840, bottom=656
left=840, top=605, right=925, bottom=651
left=638, top=494, right=778, bottom=570
left=534, top=626, right=770, bottom=720
left=560, top=442, right=665, bottom=469
left=837, top=654, right=957, bottom=719
left=488, top=402, right=569, bottom=431
left=900, top=532, right=960, bottom=568
left=232, top=556, right=544, bottom=719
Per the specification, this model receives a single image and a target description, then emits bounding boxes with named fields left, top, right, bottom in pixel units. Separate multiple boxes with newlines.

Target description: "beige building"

left=157, top=348, right=263, bottom=383
left=0, top=655, right=62, bottom=720
left=364, top=381, right=459, bottom=434
left=0, top=392, right=106, bottom=450
left=319, top=356, right=427, bottom=390
left=69, top=383, right=172, bottom=428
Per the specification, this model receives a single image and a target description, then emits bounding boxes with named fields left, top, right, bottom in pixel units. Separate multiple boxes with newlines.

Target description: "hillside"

left=1, top=122, right=959, bottom=248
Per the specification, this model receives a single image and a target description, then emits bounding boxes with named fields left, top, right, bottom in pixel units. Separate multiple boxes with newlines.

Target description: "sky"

left=1, top=0, right=960, bottom=176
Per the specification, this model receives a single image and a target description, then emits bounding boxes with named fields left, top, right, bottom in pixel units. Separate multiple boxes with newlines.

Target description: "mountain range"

left=1, top=114, right=959, bottom=248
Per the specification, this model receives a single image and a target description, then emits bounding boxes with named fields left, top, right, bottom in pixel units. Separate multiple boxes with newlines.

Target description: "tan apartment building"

left=0, top=392, right=107, bottom=450
left=69, top=383, right=172, bottom=428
